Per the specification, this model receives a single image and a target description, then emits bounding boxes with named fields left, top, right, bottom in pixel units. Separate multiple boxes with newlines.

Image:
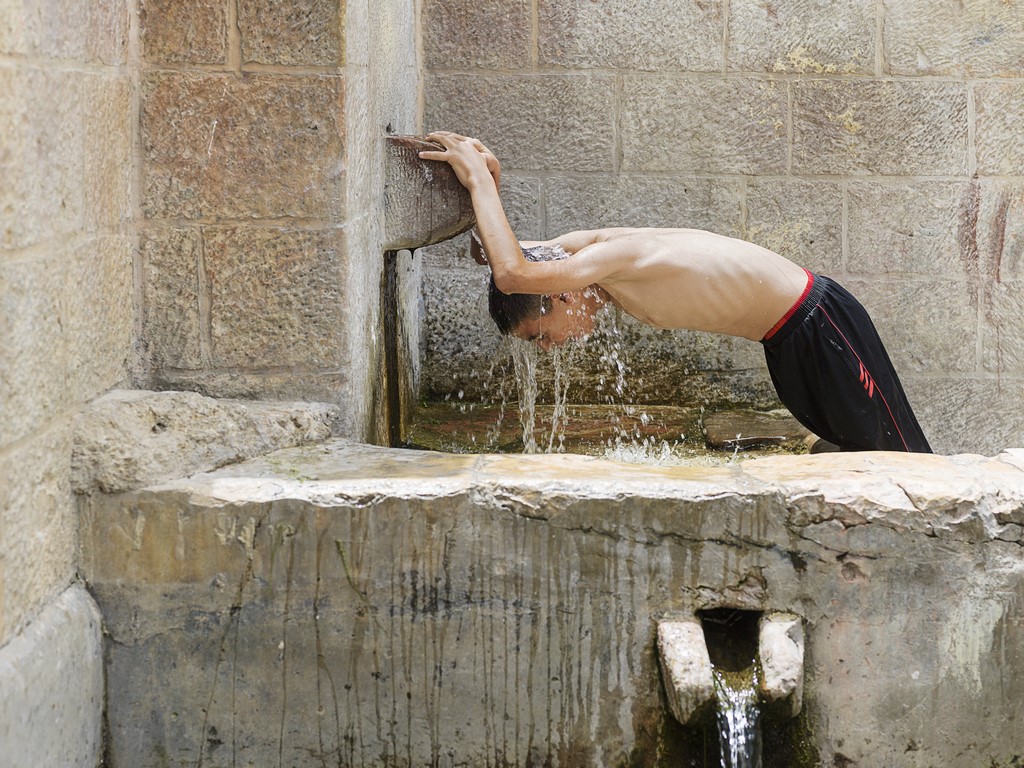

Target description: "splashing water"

left=713, top=666, right=763, bottom=768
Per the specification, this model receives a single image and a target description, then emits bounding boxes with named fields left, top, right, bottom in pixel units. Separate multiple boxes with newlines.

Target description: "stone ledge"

left=71, top=389, right=341, bottom=494
left=83, top=440, right=1024, bottom=767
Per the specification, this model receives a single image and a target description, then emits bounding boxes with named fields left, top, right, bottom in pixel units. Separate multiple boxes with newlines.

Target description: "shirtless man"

left=420, top=131, right=931, bottom=453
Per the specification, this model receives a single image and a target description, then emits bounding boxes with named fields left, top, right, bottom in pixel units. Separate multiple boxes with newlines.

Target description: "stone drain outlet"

left=657, top=611, right=805, bottom=726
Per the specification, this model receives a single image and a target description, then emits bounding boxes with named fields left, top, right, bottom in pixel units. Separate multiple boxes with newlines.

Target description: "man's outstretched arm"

left=419, top=131, right=614, bottom=295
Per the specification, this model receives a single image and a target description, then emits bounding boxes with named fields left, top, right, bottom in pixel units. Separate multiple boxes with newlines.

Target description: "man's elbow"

left=491, top=268, right=525, bottom=295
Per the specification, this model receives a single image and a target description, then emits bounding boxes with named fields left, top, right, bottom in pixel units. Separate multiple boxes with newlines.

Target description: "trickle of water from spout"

left=510, top=339, right=539, bottom=453
left=713, top=667, right=763, bottom=768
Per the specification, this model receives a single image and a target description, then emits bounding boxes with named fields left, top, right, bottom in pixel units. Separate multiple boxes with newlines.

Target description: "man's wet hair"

left=487, top=244, right=568, bottom=335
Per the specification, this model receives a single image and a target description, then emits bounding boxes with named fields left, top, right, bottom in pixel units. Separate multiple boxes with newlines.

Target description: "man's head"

left=487, top=244, right=602, bottom=350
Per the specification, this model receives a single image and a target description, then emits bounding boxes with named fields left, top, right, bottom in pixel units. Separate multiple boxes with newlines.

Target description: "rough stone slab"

left=538, top=0, right=724, bottom=70
left=1, top=423, right=75, bottom=636
left=153, top=370, right=352, bottom=408
left=902, top=376, right=1024, bottom=458
left=0, top=0, right=127, bottom=63
left=141, top=227, right=203, bottom=370
left=846, top=181, right=970, bottom=277
left=971, top=179, right=1024, bottom=285
left=0, top=253, right=68, bottom=447
left=792, top=80, right=968, bottom=175
left=621, top=76, right=788, bottom=174
left=139, top=0, right=226, bottom=64
left=83, top=442, right=1024, bottom=767
left=843, top=278, right=978, bottom=375
left=204, top=226, right=346, bottom=369
left=83, top=73, right=131, bottom=230
left=758, top=614, right=804, bottom=718
left=0, top=585, right=103, bottom=768
left=729, top=0, right=874, bottom=74
left=546, top=175, right=743, bottom=236
left=743, top=179, right=843, bottom=275
left=702, top=409, right=810, bottom=450
left=656, top=620, right=714, bottom=726
left=976, top=82, right=1024, bottom=177
left=383, top=136, right=475, bottom=251
left=71, top=389, right=341, bottom=494
left=423, top=74, right=616, bottom=173
left=1, top=68, right=84, bottom=251
left=64, top=235, right=133, bottom=401
left=239, top=0, right=343, bottom=66
left=981, top=281, right=1024, bottom=374
left=884, top=0, right=1024, bottom=77
left=141, top=72, right=346, bottom=220
left=423, top=0, right=531, bottom=70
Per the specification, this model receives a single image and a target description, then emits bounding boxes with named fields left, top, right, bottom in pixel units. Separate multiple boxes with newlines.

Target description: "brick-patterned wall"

left=137, top=0, right=419, bottom=442
left=0, top=1, right=132, bottom=645
left=137, top=0, right=350, bottom=403
left=419, top=0, right=1024, bottom=456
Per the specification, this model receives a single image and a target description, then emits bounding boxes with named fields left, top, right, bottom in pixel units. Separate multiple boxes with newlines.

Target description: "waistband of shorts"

left=760, top=269, right=824, bottom=346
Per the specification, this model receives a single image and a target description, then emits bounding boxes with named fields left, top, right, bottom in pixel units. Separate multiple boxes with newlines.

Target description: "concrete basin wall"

left=82, top=442, right=1024, bottom=767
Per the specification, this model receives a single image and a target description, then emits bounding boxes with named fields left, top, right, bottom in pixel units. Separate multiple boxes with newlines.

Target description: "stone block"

left=239, top=0, right=343, bottom=67
left=142, top=72, right=346, bottom=220
left=972, top=180, right=1024, bottom=284
left=0, top=585, right=103, bottom=768
left=383, top=136, right=475, bottom=251
left=153, top=369, right=351, bottom=410
left=83, top=73, right=132, bottom=231
left=538, top=0, right=723, bottom=70
left=64, top=235, right=133, bottom=402
left=847, top=181, right=969, bottom=277
left=0, top=0, right=127, bottom=63
left=140, top=0, right=226, bottom=64
left=976, top=82, right=1024, bottom=177
left=729, top=0, right=874, bottom=74
left=423, top=0, right=530, bottom=69
left=0, top=253, right=67, bottom=447
left=204, top=227, right=346, bottom=368
left=744, top=180, right=843, bottom=274
left=546, top=175, right=743, bottom=236
left=84, top=441, right=1024, bottom=766
left=621, top=76, right=788, bottom=174
left=981, top=281, right=1024, bottom=374
left=141, top=227, right=203, bottom=370
left=0, top=423, right=74, bottom=636
left=792, top=80, right=968, bottom=175
left=902, top=376, right=1024, bottom=456
left=844, top=278, right=978, bottom=375
left=420, top=264, right=497, bottom=390
left=424, top=74, right=616, bottom=173
left=884, top=0, right=1024, bottom=77
left=422, top=175, right=542, bottom=267
left=71, top=389, right=340, bottom=494
left=656, top=619, right=714, bottom=726
left=1, top=68, right=85, bottom=251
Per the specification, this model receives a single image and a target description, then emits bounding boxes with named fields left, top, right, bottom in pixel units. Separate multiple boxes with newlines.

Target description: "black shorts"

left=761, top=271, right=932, bottom=453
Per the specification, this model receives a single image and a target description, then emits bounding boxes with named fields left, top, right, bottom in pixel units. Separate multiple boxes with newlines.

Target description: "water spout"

left=656, top=619, right=716, bottom=726
left=758, top=612, right=805, bottom=718
left=658, top=610, right=805, bottom=765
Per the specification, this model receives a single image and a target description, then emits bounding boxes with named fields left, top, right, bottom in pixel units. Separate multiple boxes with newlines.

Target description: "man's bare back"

left=522, top=227, right=809, bottom=341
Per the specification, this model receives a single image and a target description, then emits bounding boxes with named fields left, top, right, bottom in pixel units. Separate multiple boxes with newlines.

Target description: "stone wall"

left=83, top=440, right=1024, bottom=766
left=137, top=0, right=419, bottom=442
left=419, top=1, right=1024, bottom=456
left=0, top=0, right=133, bottom=763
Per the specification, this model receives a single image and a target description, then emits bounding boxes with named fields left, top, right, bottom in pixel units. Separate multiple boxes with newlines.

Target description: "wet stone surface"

left=82, top=440, right=1024, bottom=767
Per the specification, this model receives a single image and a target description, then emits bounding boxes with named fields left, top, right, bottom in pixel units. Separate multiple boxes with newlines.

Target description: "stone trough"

left=77, top=392, right=1024, bottom=767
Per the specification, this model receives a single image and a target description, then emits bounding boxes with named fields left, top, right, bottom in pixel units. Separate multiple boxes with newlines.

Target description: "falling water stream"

left=713, top=666, right=763, bottom=768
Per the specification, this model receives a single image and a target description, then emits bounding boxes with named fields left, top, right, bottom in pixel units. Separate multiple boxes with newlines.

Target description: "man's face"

left=512, top=295, right=594, bottom=351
